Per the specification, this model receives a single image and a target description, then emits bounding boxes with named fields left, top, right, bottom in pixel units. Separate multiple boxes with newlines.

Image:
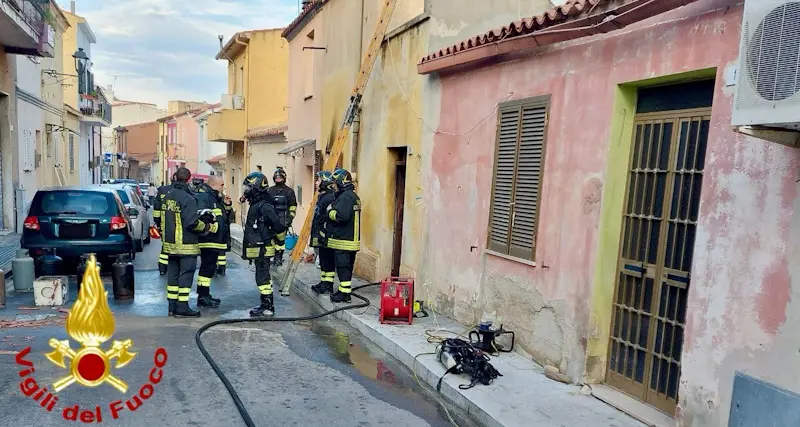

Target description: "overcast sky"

left=56, top=0, right=301, bottom=108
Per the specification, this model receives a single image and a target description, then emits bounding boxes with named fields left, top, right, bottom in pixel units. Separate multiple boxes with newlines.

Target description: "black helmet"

left=273, top=167, right=287, bottom=184
left=332, top=168, right=353, bottom=190
left=317, top=170, right=334, bottom=192
left=242, top=171, right=269, bottom=201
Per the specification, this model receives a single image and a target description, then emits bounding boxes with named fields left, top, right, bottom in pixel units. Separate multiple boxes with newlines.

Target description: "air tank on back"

left=12, top=249, right=35, bottom=292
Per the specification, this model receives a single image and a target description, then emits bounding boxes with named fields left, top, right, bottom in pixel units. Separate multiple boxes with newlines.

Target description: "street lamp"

left=72, top=48, right=89, bottom=73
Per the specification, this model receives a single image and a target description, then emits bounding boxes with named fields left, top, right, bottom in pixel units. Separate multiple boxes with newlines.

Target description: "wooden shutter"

left=488, top=96, right=550, bottom=260
left=488, top=107, right=520, bottom=253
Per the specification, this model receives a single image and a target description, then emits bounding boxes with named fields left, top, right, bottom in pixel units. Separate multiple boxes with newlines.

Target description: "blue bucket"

left=285, top=233, right=298, bottom=250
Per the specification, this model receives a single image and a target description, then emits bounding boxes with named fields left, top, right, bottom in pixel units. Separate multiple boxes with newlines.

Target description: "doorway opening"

left=606, top=79, right=714, bottom=416
left=388, top=147, right=407, bottom=277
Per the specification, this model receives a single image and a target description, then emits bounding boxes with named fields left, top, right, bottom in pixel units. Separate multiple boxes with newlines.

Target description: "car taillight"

left=110, top=216, right=127, bottom=231
left=24, top=216, right=40, bottom=231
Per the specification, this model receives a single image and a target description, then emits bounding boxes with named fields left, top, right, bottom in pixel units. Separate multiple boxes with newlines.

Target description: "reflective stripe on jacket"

left=325, top=186, right=361, bottom=252
left=161, top=182, right=209, bottom=256
left=242, top=194, right=288, bottom=260
left=195, top=183, right=230, bottom=251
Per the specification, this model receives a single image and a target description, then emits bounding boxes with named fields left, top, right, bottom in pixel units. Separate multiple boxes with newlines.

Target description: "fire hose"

left=195, top=282, right=379, bottom=427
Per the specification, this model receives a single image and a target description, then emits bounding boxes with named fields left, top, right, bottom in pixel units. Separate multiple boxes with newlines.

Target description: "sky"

left=56, top=0, right=302, bottom=109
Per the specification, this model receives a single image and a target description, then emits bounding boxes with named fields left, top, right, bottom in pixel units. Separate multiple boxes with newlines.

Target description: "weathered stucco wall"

left=422, top=5, right=800, bottom=425
left=246, top=30, right=289, bottom=130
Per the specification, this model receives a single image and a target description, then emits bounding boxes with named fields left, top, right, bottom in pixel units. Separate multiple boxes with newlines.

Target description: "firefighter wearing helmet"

left=153, top=172, right=177, bottom=275
left=267, top=167, right=297, bottom=266
left=324, top=168, right=361, bottom=303
left=310, top=171, right=337, bottom=295
left=241, top=171, right=287, bottom=317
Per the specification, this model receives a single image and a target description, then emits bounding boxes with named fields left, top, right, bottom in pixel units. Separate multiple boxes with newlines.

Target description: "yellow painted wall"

left=245, top=30, right=289, bottom=130
left=207, top=109, right=245, bottom=142
left=42, top=6, right=69, bottom=188
left=60, top=12, right=80, bottom=112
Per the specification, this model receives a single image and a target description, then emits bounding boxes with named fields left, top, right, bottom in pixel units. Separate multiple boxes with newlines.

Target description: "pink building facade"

left=416, top=0, right=800, bottom=425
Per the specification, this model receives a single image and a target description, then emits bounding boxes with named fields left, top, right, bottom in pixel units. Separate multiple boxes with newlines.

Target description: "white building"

left=15, top=55, right=46, bottom=232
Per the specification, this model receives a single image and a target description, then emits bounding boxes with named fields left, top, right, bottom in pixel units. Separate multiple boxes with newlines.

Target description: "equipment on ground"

left=111, top=253, right=134, bottom=300
left=379, top=277, right=414, bottom=325
left=12, top=249, right=35, bottom=292
left=285, top=228, right=298, bottom=250
left=35, top=248, right=63, bottom=277
left=33, top=275, right=69, bottom=306
left=76, top=254, right=101, bottom=293
left=434, top=338, right=503, bottom=391
left=281, top=0, right=399, bottom=296
left=468, top=321, right=515, bottom=354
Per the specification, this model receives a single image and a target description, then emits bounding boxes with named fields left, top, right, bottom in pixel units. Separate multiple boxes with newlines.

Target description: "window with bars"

left=68, top=134, right=75, bottom=172
left=487, top=96, right=550, bottom=261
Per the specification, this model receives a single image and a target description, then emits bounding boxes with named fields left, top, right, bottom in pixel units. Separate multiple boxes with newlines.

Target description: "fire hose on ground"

left=195, top=282, right=379, bottom=427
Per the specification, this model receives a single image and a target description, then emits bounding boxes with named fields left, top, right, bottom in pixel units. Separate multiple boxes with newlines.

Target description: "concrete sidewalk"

left=229, top=229, right=643, bottom=427
left=0, top=231, right=21, bottom=276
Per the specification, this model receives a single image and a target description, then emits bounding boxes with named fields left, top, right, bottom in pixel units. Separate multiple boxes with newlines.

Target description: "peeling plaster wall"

left=422, top=4, right=800, bottom=424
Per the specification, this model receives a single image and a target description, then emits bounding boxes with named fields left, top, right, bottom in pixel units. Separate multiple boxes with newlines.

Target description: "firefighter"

left=153, top=173, right=177, bottom=275
left=241, top=171, right=286, bottom=317
left=194, top=175, right=231, bottom=308
left=267, top=167, right=297, bottom=266
left=311, top=171, right=338, bottom=295
left=160, top=168, right=217, bottom=318
left=325, top=169, right=361, bottom=303
left=217, top=187, right=234, bottom=276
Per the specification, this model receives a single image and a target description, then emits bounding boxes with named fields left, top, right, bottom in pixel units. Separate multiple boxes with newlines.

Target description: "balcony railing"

left=14, top=0, right=47, bottom=37
left=79, top=93, right=112, bottom=125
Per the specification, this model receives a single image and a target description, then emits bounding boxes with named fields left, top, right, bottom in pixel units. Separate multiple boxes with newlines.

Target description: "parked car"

left=21, top=186, right=135, bottom=264
left=102, top=184, right=151, bottom=252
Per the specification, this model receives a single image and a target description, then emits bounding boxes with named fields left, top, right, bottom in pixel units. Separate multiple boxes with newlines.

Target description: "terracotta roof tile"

left=281, top=0, right=328, bottom=39
left=419, top=0, right=611, bottom=65
left=206, top=154, right=226, bottom=164
left=247, top=124, right=288, bottom=139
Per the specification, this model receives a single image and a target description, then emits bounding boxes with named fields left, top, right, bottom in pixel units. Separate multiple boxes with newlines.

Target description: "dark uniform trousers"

left=334, top=250, right=357, bottom=293
left=318, top=247, right=335, bottom=285
left=252, top=245, right=275, bottom=297
left=198, top=249, right=222, bottom=296
left=166, top=255, right=198, bottom=305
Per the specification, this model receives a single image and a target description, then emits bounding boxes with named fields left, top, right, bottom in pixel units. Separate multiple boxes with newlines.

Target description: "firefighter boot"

left=249, top=295, right=274, bottom=317
left=168, top=300, right=176, bottom=317
left=330, top=291, right=351, bottom=303
left=174, top=302, right=201, bottom=318
left=197, top=295, right=220, bottom=308
left=159, top=263, right=168, bottom=276
left=216, top=265, right=226, bottom=276
left=311, top=282, right=333, bottom=294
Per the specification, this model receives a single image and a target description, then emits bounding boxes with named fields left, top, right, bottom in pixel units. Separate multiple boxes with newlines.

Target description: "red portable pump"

left=379, top=277, right=414, bottom=325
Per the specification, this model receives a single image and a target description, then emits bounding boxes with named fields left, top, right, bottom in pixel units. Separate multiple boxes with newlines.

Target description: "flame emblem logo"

left=45, top=254, right=136, bottom=393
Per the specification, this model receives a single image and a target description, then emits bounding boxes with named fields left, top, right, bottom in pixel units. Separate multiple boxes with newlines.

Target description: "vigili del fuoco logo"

left=15, top=255, right=169, bottom=423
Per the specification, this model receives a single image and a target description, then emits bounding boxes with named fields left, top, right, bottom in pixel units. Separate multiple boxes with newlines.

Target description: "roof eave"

left=418, top=0, right=700, bottom=75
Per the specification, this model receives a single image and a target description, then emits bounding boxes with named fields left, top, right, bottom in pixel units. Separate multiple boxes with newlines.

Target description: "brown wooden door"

left=391, top=162, right=406, bottom=277
left=607, top=108, right=710, bottom=416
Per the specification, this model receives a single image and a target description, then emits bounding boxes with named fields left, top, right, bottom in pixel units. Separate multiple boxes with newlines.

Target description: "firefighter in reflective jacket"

left=161, top=168, right=217, bottom=318
left=153, top=173, right=176, bottom=275
left=311, top=171, right=338, bottom=295
left=267, top=167, right=297, bottom=266
left=241, top=171, right=287, bottom=317
left=326, top=169, right=361, bottom=303
left=217, top=190, right=235, bottom=276
left=194, top=175, right=231, bottom=308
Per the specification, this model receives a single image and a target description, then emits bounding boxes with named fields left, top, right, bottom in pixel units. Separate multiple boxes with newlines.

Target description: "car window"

left=32, top=191, right=115, bottom=215
left=130, top=191, right=143, bottom=206
left=115, top=189, right=130, bottom=204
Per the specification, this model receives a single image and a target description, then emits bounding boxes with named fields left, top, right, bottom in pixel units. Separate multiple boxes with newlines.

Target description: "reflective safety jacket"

left=242, top=193, right=287, bottom=260
left=152, top=183, right=174, bottom=228
left=325, top=184, right=361, bottom=252
left=194, top=183, right=231, bottom=251
left=160, top=182, right=212, bottom=256
left=268, top=184, right=297, bottom=226
left=310, top=190, right=336, bottom=248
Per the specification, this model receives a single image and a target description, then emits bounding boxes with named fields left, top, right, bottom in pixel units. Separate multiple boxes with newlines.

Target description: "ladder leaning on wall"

left=280, top=0, right=398, bottom=295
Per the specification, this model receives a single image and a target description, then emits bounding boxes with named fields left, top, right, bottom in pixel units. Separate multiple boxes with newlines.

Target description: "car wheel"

left=135, top=234, right=144, bottom=252
left=144, top=227, right=151, bottom=244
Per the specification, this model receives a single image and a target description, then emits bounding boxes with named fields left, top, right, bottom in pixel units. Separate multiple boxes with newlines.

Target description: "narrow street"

left=0, top=239, right=477, bottom=427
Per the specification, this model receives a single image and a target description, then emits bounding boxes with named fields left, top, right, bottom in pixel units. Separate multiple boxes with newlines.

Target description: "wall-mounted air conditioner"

left=232, top=94, right=244, bottom=110
left=732, top=1, right=800, bottom=130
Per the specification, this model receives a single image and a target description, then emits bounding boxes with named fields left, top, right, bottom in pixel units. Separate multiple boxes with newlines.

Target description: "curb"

left=284, top=269, right=507, bottom=427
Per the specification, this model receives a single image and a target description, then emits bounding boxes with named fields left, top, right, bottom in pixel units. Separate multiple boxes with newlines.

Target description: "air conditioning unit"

left=221, top=94, right=234, bottom=110
left=732, top=1, right=800, bottom=129
left=232, top=94, right=244, bottom=110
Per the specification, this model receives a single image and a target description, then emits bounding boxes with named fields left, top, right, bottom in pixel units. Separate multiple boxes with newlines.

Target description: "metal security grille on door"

left=607, top=108, right=710, bottom=415
left=488, top=96, right=549, bottom=261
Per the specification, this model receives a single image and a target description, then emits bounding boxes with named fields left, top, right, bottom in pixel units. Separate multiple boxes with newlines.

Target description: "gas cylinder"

left=35, top=248, right=63, bottom=277
left=12, top=249, right=35, bottom=292
left=111, top=253, right=134, bottom=300
left=76, top=254, right=101, bottom=293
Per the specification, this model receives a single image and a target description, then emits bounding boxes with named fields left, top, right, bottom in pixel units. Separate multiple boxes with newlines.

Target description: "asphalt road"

left=0, top=232, right=477, bottom=427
